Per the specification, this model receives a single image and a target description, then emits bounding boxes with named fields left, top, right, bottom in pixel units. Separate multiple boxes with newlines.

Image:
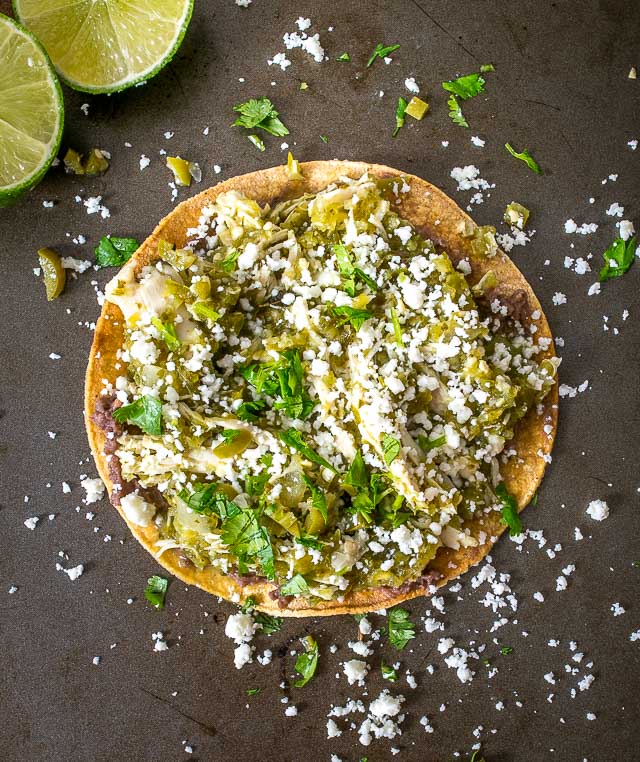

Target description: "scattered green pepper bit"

left=299, top=82, right=309, bottom=91
left=166, top=156, right=193, bottom=186
left=63, top=147, right=109, bottom=176
left=144, top=575, right=168, bottom=609
left=504, top=202, right=530, bottom=229
left=405, top=96, right=429, bottom=120
left=336, top=52, right=351, bottom=62
left=38, top=247, right=66, bottom=301
left=598, top=235, right=637, bottom=282
left=287, top=151, right=303, bottom=180
left=392, top=97, right=408, bottom=138
left=500, top=646, right=514, bottom=655
left=248, top=134, right=266, bottom=152
left=381, top=660, right=398, bottom=681
left=505, top=142, right=542, bottom=174
left=320, top=135, right=329, bottom=144
left=246, top=687, right=261, bottom=696
left=462, top=225, right=498, bottom=258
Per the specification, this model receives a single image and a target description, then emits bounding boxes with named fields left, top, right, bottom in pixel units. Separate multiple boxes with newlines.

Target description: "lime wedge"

left=14, top=0, right=194, bottom=94
left=0, top=14, right=63, bottom=207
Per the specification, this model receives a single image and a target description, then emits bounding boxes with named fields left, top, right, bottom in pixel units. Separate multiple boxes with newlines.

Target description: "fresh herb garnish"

left=344, top=450, right=391, bottom=524
left=237, top=399, right=268, bottom=422
left=248, top=134, right=265, bottom=151
left=254, top=611, right=283, bottom=634
left=388, top=607, right=415, bottom=650
left=320, top=134, right=329, bottom=144
left=279, top=429, right=338, bottom=473
left=496, top=482, right=522, bottom=536
left=151, top=317, right=181, bottom=352
left=442, top=72, right=486, bottom=99
left=241, top=349, right=314, bottom=420
left=220, top=429, right=242, bottom=445
left=294, top=635, right=319, bottom=687
left=336, top=52, right=351, bottom=62
left=241, top=596, right=256, bottom=613
left=297, top=535, right=322, bottom=550
left=447, top=94, right=469, bottom=128
left=280, top=573, right=310, bottom=597
left=302, top=475, right=328, bottom=523
left=598, top=236, right=637, bottom=282
left=381, top=660, right=398, bottom=681
left=381, top=434, right=401, bottom=466
left=333, top=244, right=378, bottom=296
left=113, top=395, right=162, bottom=436
left=95, top=236, right=139, bottom=268
left=233, top=97, right=289, bottom=136
left=392, top=96, right=408, bottom=138
left=144, top=575, right=168, bottom=609
left=505, top=142, right=542, bottom=174
left=390, top=307, right=404, bottom=346
left=367, top=42, right=400, bottom=67
left=470, top=751, right=487, bottom=762
left=480, top=63, right=495, bottom=72
left=191, top=301, right=220, bottom=323
left=417, top=434, right=447, bottom=452
left=245, top=468, right=270, bottom=497
left=500, top=646, right=514, bottom=655
left=332, top=305, right=373, bottom=331
left=246, top=687, right=261, bottom=696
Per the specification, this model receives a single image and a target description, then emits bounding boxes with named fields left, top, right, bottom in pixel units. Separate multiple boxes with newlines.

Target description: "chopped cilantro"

left=392, top=96, right=408, bottom=138
left=442, top=72, right=486, bottom=99
left=144, top=575, right=168, bottom=609
left=333, top=244, right=378, bottom=296
left=113, top=395, right=162, bottom=436
left=254, top=610, right=283, bottom=634
left=447, top=94, right=469, bottom=128
left=237, top=399, right=268, bottom=422
left=302, top=475, right=328, bottom=523
left=241, top=349, right=314, bottom=420
left=344, top=451, right=392, bottom=524
left=151, top=317, right=181, bottom=352
left=470, top=751, right=487, bottom=762
left=245, top=467, right=270, bottom=497
left=381, top=434, right=401, bottom=466
left=530, top=492, right=539, bottom=507
left=367, top=42, right=400, bottom=67
left=279, top=429, right=337, bottom=472
left=221, top=248, right=241, bottom=273
left=381, top=660, right=398, bottom=681
left=95, top=236, right=139, bottom=268
left=248, top=134, right=265, bottom=151
left=320, top=134, right=328, bottom=143
left=417, top=434, right=447, bottom=452
left=480, top=63, right=495, bottom=72
left=220, top=429, right=242, bottom=445
left=353, top=613, right=366, bottom=623
left=280, top=573, right=310, bottom=597
left=246, top=687, right=261, bottom=696
left=505, top=142, right=542, bottom=174
left=336, top=52, right=351, bottom=62
left=294, top=635, right=319, bottom=687
left=241, top=596, right=256, bottom=613
left=233, top=97, right=289, bottom=136
left=222, top=509, right=275, bottom=580
left=388, top=607, right=415, bottom=650
left=332, top=305, right=373, bottom=331
left=598, top=235, right=637, bottom=282
left=500, top=646, right=514, bottom=655
left=496, top=482, right=522, bottom=536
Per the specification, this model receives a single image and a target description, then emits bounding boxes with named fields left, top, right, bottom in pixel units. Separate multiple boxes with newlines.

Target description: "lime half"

left=0, top=14, right=63, bottom=207
left=14, top=0, right=194, bottom=94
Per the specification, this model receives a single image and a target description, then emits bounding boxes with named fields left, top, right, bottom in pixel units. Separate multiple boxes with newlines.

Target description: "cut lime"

left=0, top=14, right=63, bottom=207
left=14, top=0, right=194, bottom=94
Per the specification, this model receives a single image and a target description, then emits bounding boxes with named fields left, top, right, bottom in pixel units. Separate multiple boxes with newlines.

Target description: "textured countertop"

left=1, top=1, right=639, bottom=760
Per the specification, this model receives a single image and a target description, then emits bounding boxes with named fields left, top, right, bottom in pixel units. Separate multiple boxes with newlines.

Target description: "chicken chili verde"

left=92, top=167, right=558, bottom=609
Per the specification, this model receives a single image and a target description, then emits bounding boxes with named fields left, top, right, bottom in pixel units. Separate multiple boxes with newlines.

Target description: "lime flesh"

left=0, top=13, right=63, bottom=206
left=14, top=0, right=194, bottom=94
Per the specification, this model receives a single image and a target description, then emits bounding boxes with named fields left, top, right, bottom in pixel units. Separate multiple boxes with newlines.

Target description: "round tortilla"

left=85, top=160, right=558, bottom=616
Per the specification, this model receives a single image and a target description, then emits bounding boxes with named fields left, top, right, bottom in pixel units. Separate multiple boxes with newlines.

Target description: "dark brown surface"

left=1, top=1, right=639, bottom=760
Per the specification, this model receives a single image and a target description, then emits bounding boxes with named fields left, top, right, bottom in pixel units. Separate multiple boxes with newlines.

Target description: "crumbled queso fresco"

left=101, top=174, right=557, bottom=602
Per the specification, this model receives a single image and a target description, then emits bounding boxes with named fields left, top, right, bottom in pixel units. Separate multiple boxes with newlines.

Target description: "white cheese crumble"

left=586, top=499, right=609, bottom=521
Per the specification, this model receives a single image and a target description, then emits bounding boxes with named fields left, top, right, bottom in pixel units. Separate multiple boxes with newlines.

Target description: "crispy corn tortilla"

left=85, top=160, right=558, bottom=616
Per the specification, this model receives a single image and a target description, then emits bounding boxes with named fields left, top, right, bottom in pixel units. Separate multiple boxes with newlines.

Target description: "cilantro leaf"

left=500, top=646, right=514, bottom=655
left=336, top=52, right=351, bottom=62
left=392, top=97, right=408, bottom=138
left=178, top=483, right=240, bottom=518
left=95, top=236, right=139, bottom=268
left=294, top=635, right=319, bottom=687
left=442, top=72, right=486, bottom=99
left=248, top=134, right=265, bottom=151
left=496, top=482, right=522, bottom=536
left=344, top=450, right=369, bottom=492
left=381, top=434, right=401, bottom=466
left=302, top=475, right=328, bottom=523
left=113, top=395, right=162, bottom=436
left=233, top=97, right=290, bottom=137
left=332, top=305, right=373, bottom=331
left=320, top=134, right=328, bottom=144
left=417, top=434, right=447, bottom=452
left=333, top=244, right=378, bottom=295
left=221, top=248, right=241, bottom=273
left=367, top=42, right=400, bottom=67
left=245, top=468, right=270, bottom=497
left=381, top=659, right=398, bottom=681
left=344, top=451, right=393, bottom=524
left=151, top=317, right=181, bottom=352
left=505, top=142, right=542, bottom=174
left=144, top=575, right=168, bottom=609
left=242, top=349, right=314, bottom=420
left=222, top=509, right=275, bottom=580
left=233, top=97, right=274, bottom=128
left=447, top=94, right=469, bottom=128
left=388, top=607, right=415, bottom=650
left=246, top=687, right=261, bottom=696
left=254, top=611, right=283, bottom=634
left=241, top=596, right=256, bottom=613
left=281, top=573, right=310, bottom=597
left=237, top=399, right=268, bottom=422
left=598, top=236, right=637, bottom=282
left=279, top=429, right=338, bottom=473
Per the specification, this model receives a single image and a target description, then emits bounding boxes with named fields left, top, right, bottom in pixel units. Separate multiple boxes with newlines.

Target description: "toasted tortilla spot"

left=85, top=161, right=558, bottom=617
